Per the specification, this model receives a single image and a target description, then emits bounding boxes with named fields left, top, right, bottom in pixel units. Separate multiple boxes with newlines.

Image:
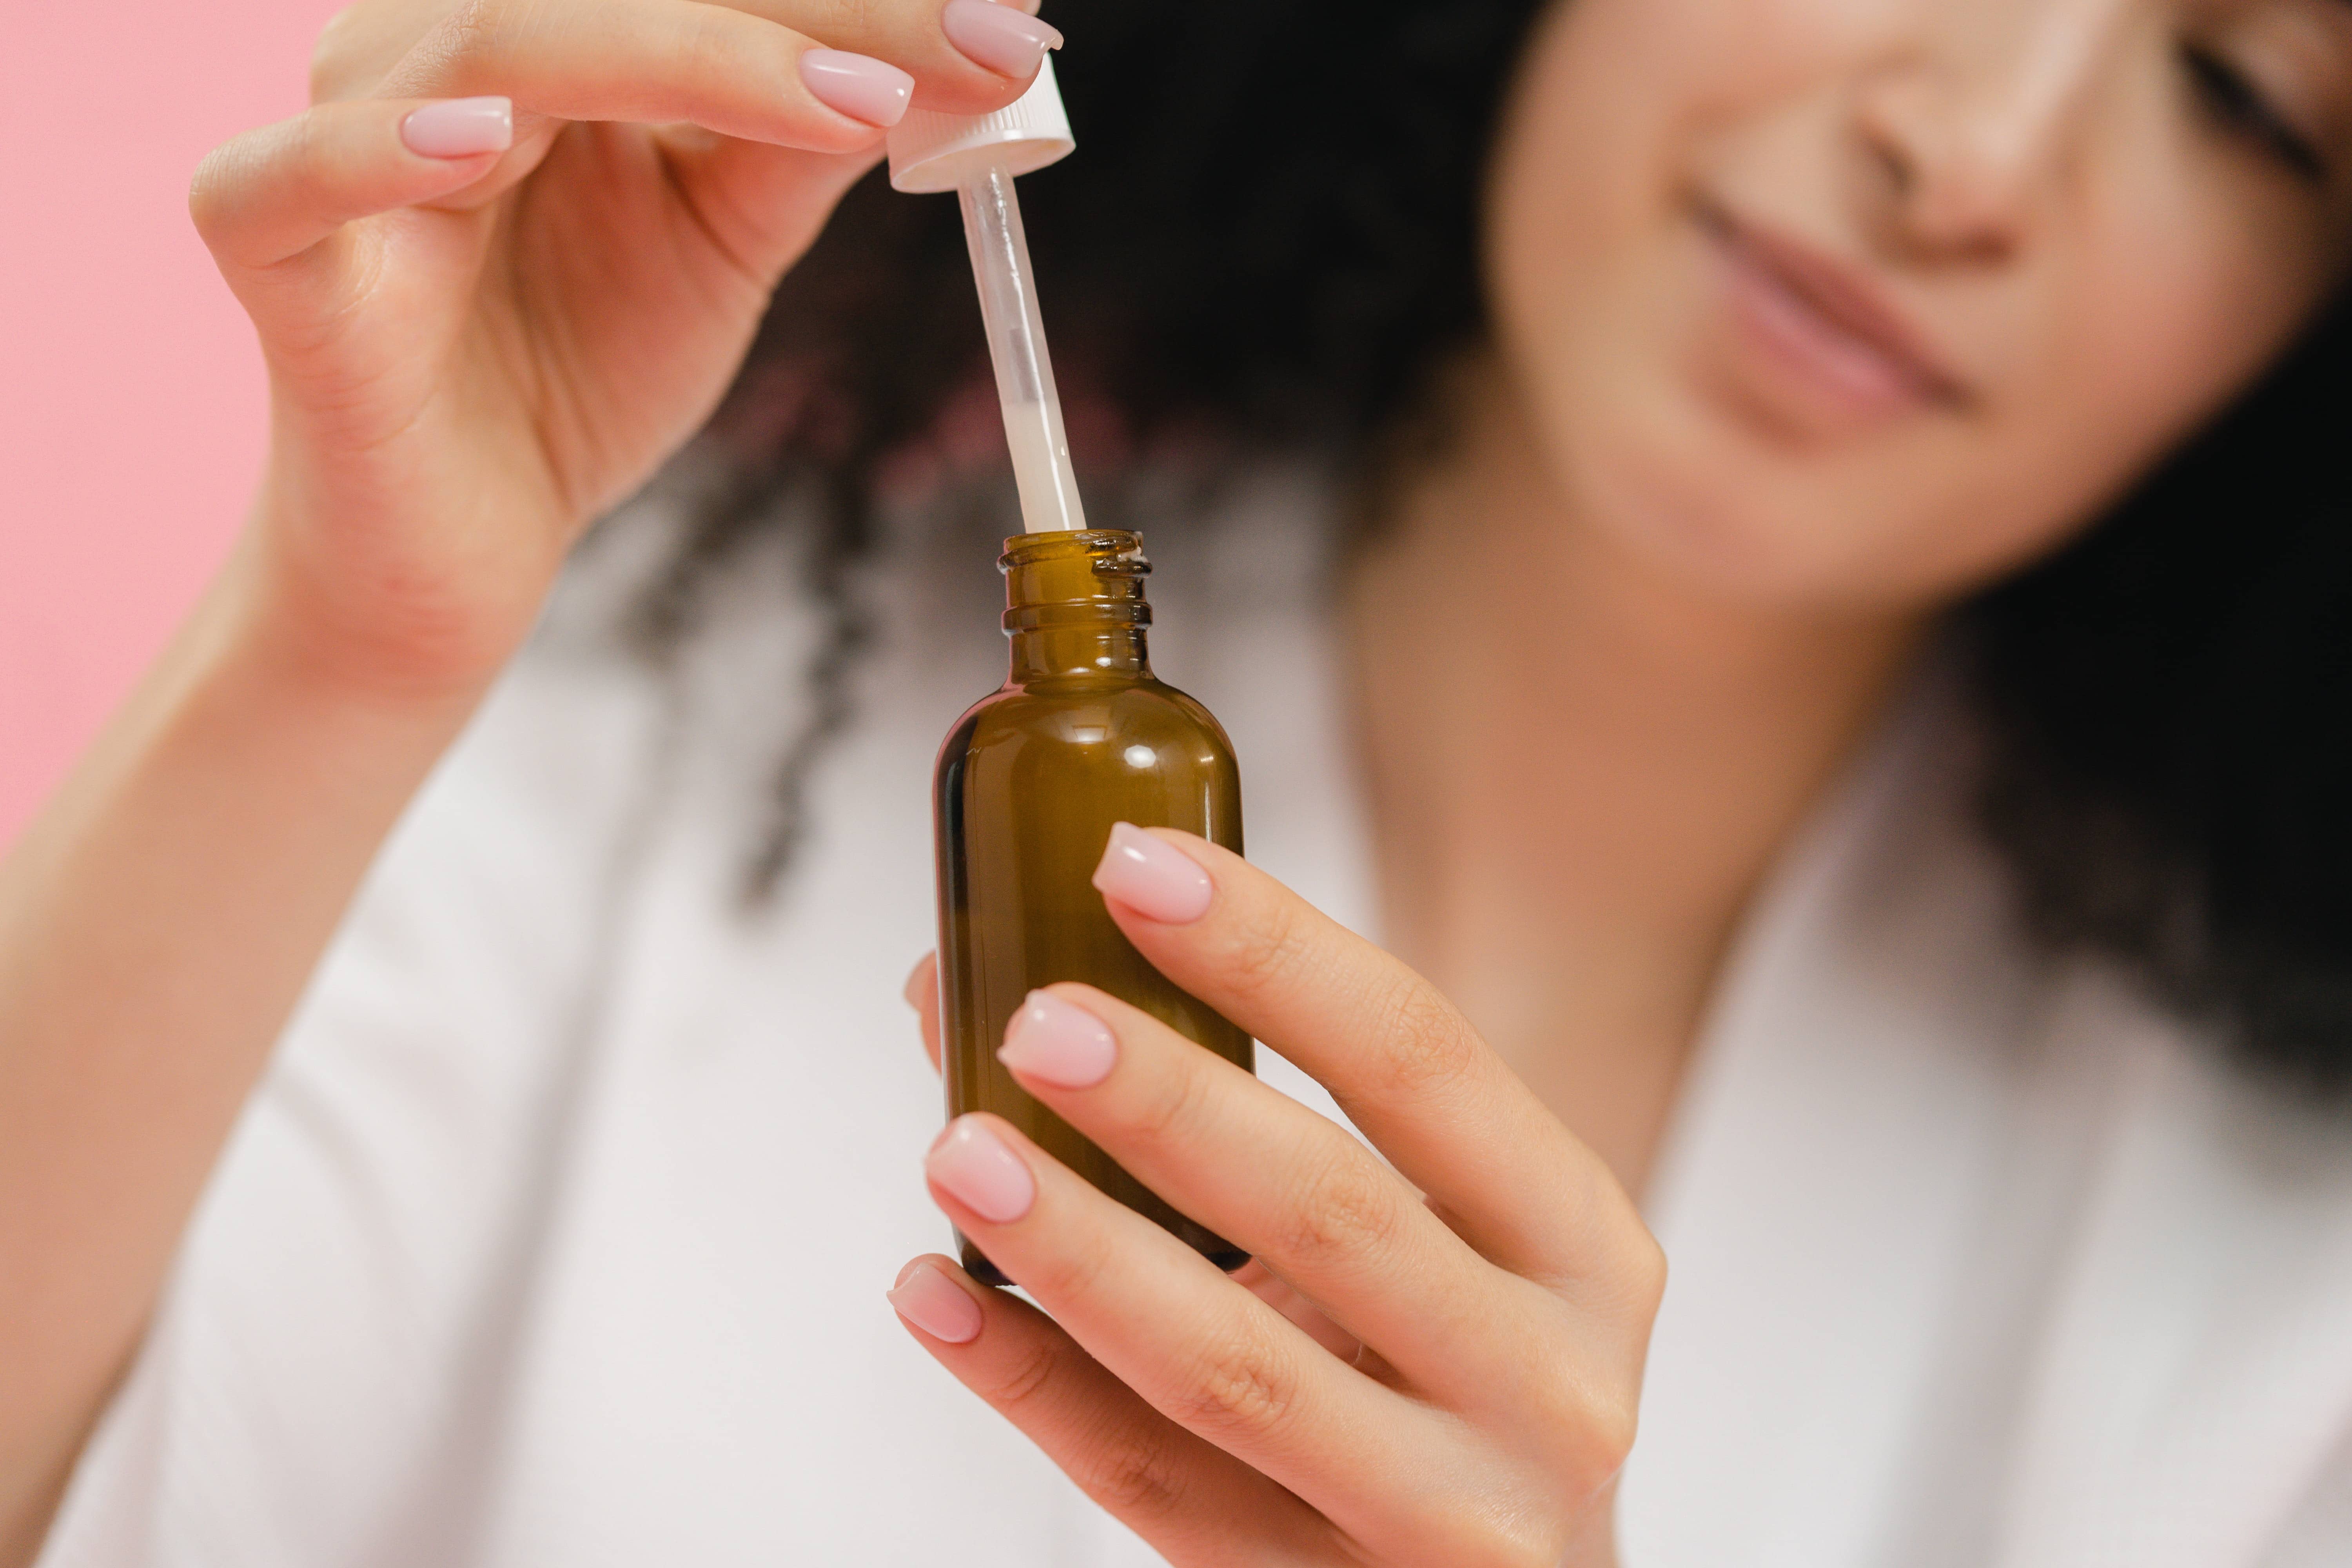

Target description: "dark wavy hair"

left=663, top=0, right=2352, bottom=1091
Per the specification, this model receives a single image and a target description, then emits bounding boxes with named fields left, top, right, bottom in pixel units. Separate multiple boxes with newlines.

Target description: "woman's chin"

left=1544, top=395, right=1908, bottom=614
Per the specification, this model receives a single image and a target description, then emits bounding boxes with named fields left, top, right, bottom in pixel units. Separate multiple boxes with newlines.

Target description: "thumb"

left=191, top=97, right=511, bottom=358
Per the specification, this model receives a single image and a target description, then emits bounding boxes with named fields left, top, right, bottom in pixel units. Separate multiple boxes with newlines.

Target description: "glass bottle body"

left=933, top=530, right=1250, bottom=1285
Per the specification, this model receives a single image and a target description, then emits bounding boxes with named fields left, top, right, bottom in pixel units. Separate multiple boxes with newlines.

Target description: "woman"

left=5, top=0, right=2351, bottom=1560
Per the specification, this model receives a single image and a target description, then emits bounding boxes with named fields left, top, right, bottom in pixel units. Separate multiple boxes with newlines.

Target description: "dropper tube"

left=957, top=163, right=1087, bottom=535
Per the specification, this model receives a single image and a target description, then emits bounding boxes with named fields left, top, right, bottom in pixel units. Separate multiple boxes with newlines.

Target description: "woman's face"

left=1488, top=0, right=2352, bottom=608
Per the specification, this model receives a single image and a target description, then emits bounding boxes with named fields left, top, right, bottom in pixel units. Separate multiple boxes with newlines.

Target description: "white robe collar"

left=1622, top=669, right=2352, bottom=1567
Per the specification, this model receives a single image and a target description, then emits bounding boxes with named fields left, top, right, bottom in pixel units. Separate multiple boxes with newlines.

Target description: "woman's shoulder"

left=1627, top=658, right=2352, bottom=1566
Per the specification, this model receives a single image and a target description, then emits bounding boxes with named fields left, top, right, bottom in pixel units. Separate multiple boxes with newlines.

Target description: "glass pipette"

left=956, top=162, right=1087, bottom=534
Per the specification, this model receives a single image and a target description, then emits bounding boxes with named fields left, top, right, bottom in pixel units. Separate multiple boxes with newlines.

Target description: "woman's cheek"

left=1481, top=0, right=2346, bottom=612
left=1481, top=7, right=1800, bottom=584
left=1890, top=241, right=2326, bottom=600
left=2026, top=205, right=2326, bottom=518
left=1883, top=132, right=2343, bottom=596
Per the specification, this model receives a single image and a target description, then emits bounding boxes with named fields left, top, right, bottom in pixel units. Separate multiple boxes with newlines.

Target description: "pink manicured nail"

left=400, top=97, right=513, bottom=159
left=1093, top=823, right=1214, bottom=924
left=800, top=49, right=915, bottom=127
left=927, top=1116, right=1035, bottom=1223
left=1000, top=990, right=1118, bottom=1089
left=887, top=1260, right=985, bottom=1343
left=942, top=0, right=1063, bottom=79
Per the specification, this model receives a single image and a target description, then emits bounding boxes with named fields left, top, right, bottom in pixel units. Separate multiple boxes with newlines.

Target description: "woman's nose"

left=1853, top=0, right=2132, bottom=262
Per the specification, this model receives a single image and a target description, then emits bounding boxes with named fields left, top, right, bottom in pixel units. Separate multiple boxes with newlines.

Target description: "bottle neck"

left=997, top=528, right=1156, bottom=688
left=1008, top=623, right=1151, bottom=684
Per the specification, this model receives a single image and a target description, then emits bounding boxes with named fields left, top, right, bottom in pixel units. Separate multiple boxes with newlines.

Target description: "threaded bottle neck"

left=1000, top=529, right=1153, bottom=684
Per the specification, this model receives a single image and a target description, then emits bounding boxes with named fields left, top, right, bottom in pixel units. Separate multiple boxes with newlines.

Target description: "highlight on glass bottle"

left=933, top=528, right=1251, bottom=1285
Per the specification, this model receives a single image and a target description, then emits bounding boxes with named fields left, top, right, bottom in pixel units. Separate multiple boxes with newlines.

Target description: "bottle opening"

left=1000, top=529, right=1153, bottom=632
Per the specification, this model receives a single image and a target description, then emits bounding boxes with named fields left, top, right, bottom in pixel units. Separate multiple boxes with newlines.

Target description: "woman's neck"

left=1345, top=367, right=1922, bottom=1197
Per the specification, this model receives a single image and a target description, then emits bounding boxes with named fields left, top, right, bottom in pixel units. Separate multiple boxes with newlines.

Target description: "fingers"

left=997, top=985, right=1544, bottom=1392
left=319, top=0, right=1057, bottom=118
left=886, top=1255, right=1336, bottom=1563
left=309, top=0, right=457, bottom=103
left=922, top=1114, right=1440, bottom=1535
left=1233, top=1259, right=1367, bottom=1363
left=374, top=0, right=1051, bottom=147
left=375, top=0, right=916, bottom=156
left=191, top=97, right=512, bottom=273
left=724, top=0, right=1064, bottom=115
left=1092, top=826, right=1651, bottom=1298
left=905, top=951, right=941, bottom=1073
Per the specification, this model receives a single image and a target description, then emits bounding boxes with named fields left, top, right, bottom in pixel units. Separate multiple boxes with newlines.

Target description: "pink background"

left=1, top=0, right=338, bottom=845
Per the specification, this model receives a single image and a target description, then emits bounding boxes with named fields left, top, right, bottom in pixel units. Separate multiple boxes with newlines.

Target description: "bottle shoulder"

left=942, top=676, right=1238, bottom=762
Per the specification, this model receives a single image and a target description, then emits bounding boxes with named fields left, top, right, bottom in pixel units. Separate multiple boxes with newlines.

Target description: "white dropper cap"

left=887, top=56, right=1076, bottom=194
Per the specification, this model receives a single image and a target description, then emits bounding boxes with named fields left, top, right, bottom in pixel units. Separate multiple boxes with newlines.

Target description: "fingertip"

left=400, top=96, right=514, bottom=160
left=940, top=0, right=1061, bottom=82
left=887, top=1256, right=987, bottom=1344
left=192, top=98, right=526, bottom=272
left=1144, top=825, right=1221, bottom=858
left=904, top=951, right=938, bottom=1011
left=893, top=1250, right=973, bottom=1288
left=998, top=987, right=1119, bottom=1089
left=1091, top=822, right=1215, bottom=925
left=927, top=1114, right=1037, bottom=1224
left=1141, top=826, right=1234, bottom=882
left=799, top=48, right=915, bottom=130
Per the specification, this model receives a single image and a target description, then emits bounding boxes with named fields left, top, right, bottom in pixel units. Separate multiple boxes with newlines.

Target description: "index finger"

left=369, top=0, right=912, bottom=154
left=739, top=0, right=1064, bottom=113
left=376, top=0, right=1059, bottom=123
left=1089, top=826, right=1648, bottom=1292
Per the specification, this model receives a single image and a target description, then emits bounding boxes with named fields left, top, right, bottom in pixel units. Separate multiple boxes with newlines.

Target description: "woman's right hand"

left=192, top=0, right=1061, bottom=694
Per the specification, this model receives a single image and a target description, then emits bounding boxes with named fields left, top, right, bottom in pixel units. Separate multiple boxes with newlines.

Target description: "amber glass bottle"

left=933, top=528, right=1251, bottom=1285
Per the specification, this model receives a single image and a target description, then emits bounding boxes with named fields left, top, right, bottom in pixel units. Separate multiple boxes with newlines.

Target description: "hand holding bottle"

left=189, top=0, right=1062, bottom=695
left=897, top=829, right=1661, bottom=1567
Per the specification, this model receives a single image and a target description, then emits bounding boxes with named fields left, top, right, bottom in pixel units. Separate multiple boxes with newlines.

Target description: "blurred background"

left=1, top=0, right=336, bottom=844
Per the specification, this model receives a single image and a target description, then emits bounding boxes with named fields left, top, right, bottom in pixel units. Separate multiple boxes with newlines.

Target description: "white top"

left=887, top=54, right=1076, bottom=192
left=38, top=474, right=2352, bottom=1566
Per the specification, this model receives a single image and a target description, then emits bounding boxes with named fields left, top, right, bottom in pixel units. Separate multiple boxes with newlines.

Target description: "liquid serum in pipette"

left=886, top=60, right=1258, bottom=1285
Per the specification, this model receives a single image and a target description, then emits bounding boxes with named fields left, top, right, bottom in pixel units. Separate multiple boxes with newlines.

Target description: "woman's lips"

left=1699, top=203, right=1967, bottom=427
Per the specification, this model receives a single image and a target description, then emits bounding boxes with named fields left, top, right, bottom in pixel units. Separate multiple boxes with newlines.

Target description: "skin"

left=2, top=0, right=2350, bottom=1563
left=0, top=0, right=1036, bottom=1556
left=1360, top=0, right=2352, bottom=1196
left=888, top=0, right=2352, bottom=1562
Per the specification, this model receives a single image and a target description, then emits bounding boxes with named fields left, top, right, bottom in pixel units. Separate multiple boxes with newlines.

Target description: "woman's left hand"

left=895, top=829, right=1664, bottom=1566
